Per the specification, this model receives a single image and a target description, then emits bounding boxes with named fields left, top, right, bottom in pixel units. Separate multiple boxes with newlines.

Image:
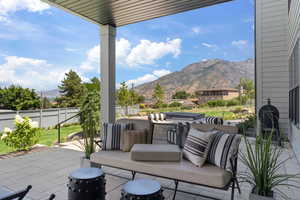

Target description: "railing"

left=56, top=112, right=82, bottom=144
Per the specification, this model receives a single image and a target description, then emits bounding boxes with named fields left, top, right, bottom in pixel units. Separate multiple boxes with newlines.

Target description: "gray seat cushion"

left=91, top=151, right=232, bottom=188
left=131, top=144, right=182, bottom=162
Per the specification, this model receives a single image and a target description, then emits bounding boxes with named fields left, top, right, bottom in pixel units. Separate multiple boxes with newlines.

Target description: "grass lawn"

left=0, top=125, right=82, bottom=155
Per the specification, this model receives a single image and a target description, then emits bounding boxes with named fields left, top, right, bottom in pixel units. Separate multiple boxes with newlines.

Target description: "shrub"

left=169, top=102, right=182, bottom=107
left=232, top=106, right=243, bottom=113
left=226, top=99, right=239, bottom=107
left=161, top=103, right=168, bottom=108
left=207, top=99, right=226, bottom=107
left=181, top=105, right=193, bottom=110
left=237, top=114, right=256, bottom=132
left=139, top=104, right=146, bottom=109
left=1, top=115, right=41, bottom=151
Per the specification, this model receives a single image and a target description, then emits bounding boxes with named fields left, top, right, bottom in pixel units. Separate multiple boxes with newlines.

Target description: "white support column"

left=100, top=25, right=116, bottom=123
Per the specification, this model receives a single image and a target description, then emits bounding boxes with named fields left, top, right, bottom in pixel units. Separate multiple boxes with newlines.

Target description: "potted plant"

left=79, top=91, right=100, bottom=167
left=240, top=133, right=299, bottom=200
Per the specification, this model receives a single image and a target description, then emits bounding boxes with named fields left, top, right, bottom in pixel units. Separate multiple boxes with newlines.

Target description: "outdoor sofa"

left=90, top=118, right=240, bottom=200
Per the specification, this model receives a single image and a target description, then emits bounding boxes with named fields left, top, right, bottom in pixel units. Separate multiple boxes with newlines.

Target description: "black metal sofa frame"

left=91, top=152, right=241, bottom=200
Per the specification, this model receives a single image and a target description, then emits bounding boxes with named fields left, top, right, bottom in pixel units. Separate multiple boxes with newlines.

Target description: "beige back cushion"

left=121, top=130, right=147, bottom=152
left=117, top=118, right=151, bottom=143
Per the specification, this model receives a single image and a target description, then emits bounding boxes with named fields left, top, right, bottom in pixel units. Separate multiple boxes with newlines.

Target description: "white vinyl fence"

left=0, top=105, right=140, bottom=130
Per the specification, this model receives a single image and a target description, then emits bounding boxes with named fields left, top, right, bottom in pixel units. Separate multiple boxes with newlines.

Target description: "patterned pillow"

left=102, top=123, right=131, bottom=150
left=167, top=123, right=190, bottom=148
left=167, top=128, right=177, bottom=145
left=183, top=128, right=215, bottom=167
left=207, top=132, right=241, bottom=170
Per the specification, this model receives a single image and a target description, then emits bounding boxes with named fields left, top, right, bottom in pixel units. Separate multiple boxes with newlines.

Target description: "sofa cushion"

left=91, top=151, right=232, bottom=188
left=117, top=118, right=151, bottom=144
left=131, top=144, right=181, bottom=162
left=207, top=132, right=241, bottom=170
left=183, top=128, right=215, bottom=167
left=102, top=123, right=129, bottom=150
left=122, top=130, right=147, bottom=152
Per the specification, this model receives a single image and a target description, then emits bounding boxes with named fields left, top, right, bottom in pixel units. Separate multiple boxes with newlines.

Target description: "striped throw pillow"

left=207, top=132, right=241, bottom=170
left=167, top=128, right=177, bottom=144
left=183, top=128, right=215, bottom=167
left=102, top=123, right=131, bottom=150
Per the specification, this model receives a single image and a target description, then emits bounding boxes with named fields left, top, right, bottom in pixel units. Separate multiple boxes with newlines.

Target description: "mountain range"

left=135, top=58, right=254, bottom=99
left=42, top=58, right=254, bottom=99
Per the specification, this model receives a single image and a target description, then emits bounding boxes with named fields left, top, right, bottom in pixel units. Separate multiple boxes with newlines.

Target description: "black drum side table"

left=68, top=167, right=106, bottom=200
left=121, top=179, right=164, bottom=200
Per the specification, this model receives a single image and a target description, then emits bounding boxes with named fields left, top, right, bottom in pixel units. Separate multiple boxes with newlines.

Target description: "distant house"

left=195, top=88, right=240, bottom=105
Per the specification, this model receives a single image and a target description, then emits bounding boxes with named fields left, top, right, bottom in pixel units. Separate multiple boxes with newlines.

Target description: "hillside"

left=135, top=58, right=254, bottom=99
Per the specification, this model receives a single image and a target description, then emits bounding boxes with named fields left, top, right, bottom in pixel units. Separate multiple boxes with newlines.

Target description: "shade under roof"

left=42, top=0, right=233, bottom=27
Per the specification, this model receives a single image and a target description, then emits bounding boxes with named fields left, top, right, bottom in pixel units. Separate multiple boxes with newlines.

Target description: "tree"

left=84, top=77, right=101, bottom=93
left=172, top=91, right=190, bottom=99
left=56, top=70, right=84, bottom=107
left=237, top=78, right=255, bottom=100
left=117, top=82, right=131, bottom=107
left=153, top=83, right=165, bottom=107
left=40, top=97, right=52, bottom=109
left=0, top=85, right=40, bottom=110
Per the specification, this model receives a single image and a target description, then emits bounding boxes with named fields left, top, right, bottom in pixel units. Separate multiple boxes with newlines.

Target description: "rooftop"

left=42, top=0, right=233, bottom=27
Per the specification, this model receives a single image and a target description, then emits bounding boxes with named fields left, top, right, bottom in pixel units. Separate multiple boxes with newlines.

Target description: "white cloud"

left=0, top=0, right=50, bottom=16
left=125, top=69, right=171, bottom=86
left=192, top=27, right=204, bottom=35
left=201, top=42, right=218, bottom=51
left=0, top=55, right=85, bottom=90
left=202, top=59, right=208, bottom=62
left=232, top=40, right=248, bottom=49
left=126, top=38, right=181, bottom=67
left=81, top=38, right=182, bottom=70
left=152, top=69, right=171, bottom=77
left=65, top=48, right=79, bottom=52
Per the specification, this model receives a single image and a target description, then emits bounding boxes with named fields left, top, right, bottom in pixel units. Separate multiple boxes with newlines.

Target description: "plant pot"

left=80, top=156, right=91, bottom=168
left=249, top=188, right=275, bottom=200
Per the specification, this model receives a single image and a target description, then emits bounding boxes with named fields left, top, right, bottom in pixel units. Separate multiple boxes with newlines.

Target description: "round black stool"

left=121, top=179, right=164, bottom=200
left=68, top=168, right=106, bottom=200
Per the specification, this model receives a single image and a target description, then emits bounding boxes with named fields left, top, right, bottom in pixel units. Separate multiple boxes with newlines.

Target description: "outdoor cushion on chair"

left=102, top=122, right=132, bottom=150
left=91, top=151, right=232, bottom=188
left=131, top=144, right=182, bottom=162
left=121, top=130, right=147, bottom=152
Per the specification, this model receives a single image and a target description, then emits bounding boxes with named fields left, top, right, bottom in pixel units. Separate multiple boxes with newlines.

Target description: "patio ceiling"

left=42, top=0, right=233, bottom=27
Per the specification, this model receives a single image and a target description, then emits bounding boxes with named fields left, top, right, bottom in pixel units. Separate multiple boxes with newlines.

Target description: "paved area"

left=0, top=142, right=300, bottom=200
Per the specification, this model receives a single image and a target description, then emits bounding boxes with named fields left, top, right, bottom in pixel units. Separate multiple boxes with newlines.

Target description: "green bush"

left=237, top=114, right=256, bottom=132
left=232, top=106, right=243, bottom=113
left=1, top=115, right=41, bottom=151
left=226, top=99, right=240, bottom=107
left=169, top=102, right=182, bottom=107
left=181, top=105, right=193, bottom=110
left=207, top=99, right=227, bottom=107
left=139, top=104, right=146, bottom=109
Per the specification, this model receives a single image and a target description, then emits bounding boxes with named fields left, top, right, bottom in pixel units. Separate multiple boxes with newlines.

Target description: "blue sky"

left=0, top=0, right=254, bottom=91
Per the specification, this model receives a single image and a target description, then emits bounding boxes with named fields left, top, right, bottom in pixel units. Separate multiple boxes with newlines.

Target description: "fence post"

left=39, top=109, right=43, bottom=128
left=58, top=124, right=61, bottom=144
left=65, top=108, right=67, bottom=120
left=58, top=108, right=60, bottom=124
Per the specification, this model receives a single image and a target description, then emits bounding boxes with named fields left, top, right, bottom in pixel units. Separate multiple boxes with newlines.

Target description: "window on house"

left=289, top=39, right=300, bottom=126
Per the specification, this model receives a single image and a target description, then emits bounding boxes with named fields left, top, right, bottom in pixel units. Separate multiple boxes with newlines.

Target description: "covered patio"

left=42, top=0, right=234, bottom=124
left=0, top=142, right=299, bottom=200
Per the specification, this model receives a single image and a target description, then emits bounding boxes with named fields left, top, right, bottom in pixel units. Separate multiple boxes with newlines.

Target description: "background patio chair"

left=258, top=98, right=281, bottom=146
